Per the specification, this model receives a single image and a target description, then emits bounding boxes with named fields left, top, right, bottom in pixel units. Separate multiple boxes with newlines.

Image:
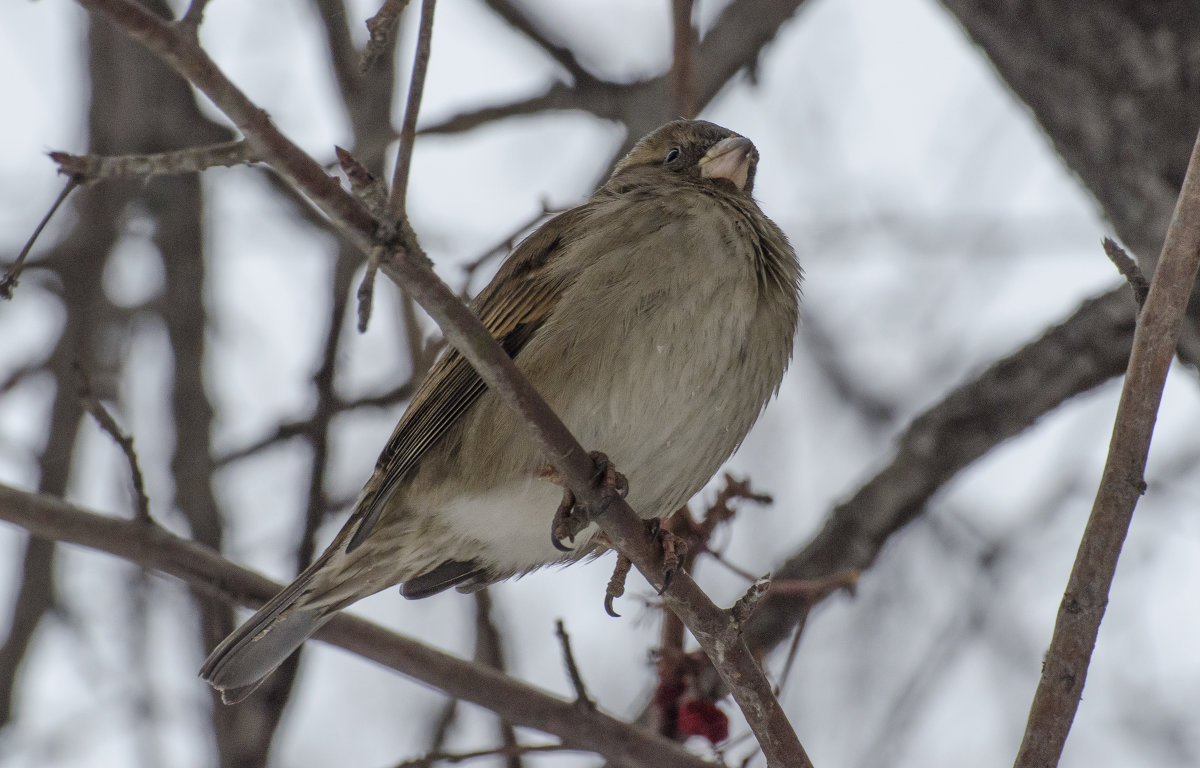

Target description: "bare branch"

left=1, top=178, right=79, bottom=300
left=479, top=0, right=591, bottom=83
left=554, top=619, right=594, bottom=710
left=357, top=252, right=382, bottom=332
left=50, top=140, right=255, bottom=181
left=419, top=88, right=574, bottom=137
left=471, top=590, right=522, bottom=768
left=1014, top=124, right=1200, bottom=768
left=460, top=201, right=554, bottom=292
left=74, top=364, right=151, bottom=524
left=214, top=379, right=419, bottom=467
left=0, top=483, right=713, bottom=768
left=1103, top=237, right=1150, bottom=310
left=363, top=0, right=413, bottom=72
left=388, top=0, right=436, bottom=219
left=394, top=743, right=571, bottom=767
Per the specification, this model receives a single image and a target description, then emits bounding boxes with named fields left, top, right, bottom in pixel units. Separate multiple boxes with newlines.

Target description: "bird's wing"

left=344, top=206, right=589, bottom=552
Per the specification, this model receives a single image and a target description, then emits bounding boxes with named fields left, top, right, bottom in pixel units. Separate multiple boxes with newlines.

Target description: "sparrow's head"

left=611, top=119, right=760, bottom=195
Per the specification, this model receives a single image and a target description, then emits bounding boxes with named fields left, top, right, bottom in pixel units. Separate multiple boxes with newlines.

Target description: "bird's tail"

left=199, top=554, right=339, bottom=704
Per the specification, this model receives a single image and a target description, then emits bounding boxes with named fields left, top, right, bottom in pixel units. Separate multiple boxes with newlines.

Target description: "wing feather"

left=344, top=207, right=587, bottom=552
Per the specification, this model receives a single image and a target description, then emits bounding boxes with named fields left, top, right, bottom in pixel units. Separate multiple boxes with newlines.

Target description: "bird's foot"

left=597, top=518, right=687, bottom=617
left=655, top=522, right=687, bottom=595
left=604, top=550, right=632, bottom=618
left=541, top=451, right=628, bottom=551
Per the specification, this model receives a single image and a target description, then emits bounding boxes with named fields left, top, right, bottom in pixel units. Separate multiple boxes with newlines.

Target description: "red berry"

left=676, top=699, right=729, bottom=744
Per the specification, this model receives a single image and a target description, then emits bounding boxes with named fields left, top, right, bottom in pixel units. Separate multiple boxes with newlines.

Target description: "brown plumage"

left=201, top=119, right=801, bottom=702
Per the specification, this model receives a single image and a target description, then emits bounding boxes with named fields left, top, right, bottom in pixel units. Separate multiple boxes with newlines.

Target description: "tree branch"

left=388, top=0, right=435, bottom=219
left=49, top=140, right=255, bottom=181
left=1014, top=124, right=1200, bottom=768
left=0, top=483, right=713, bottom=768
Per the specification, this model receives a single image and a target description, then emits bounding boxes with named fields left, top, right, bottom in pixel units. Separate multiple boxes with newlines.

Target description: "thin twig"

left=74, top=365, right=151, bottom=524
left=460, top=201, right=554, bottom=292
left=357, top=249, right=382, bottom=332
left=426, top=696, right=459, bottom=754
left=1014, top=126, right=1200, bottom=768
left=554, top=619, right=595, bottom=710
left=479, top=0, right=591, bottom=83
left=1102, top=237, right=1150, bottom=309
left=2, top=178, right=79, bottom=300
left=362, top=0, right=413, bottom=72
left=395, top=743, right=571, bottom=767
left=388, top=0, right=436, bottom=219
left=213, top=378, right=418, bottom=467
left=50, top=140, right=254, bottom=182
left=470, top=590, right=522, bottom=768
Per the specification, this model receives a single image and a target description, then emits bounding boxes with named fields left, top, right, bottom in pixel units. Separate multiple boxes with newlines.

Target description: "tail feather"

left=200, top=556, right=335, bottom=704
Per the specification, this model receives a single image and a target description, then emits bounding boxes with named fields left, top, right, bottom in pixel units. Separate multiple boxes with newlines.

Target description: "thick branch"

left=0, top=484, right=711, bottom=768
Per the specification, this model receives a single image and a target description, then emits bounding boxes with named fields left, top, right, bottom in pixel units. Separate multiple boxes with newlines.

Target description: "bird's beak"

left=698, top=135, right=754, bottom=191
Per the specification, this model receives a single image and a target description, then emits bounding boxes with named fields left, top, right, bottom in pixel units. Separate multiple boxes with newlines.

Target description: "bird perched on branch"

left=201, top=119, right=801, bottom=702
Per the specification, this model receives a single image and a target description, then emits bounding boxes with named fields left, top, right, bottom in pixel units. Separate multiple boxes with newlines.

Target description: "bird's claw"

left=543, top=451, right=629, bottom=551
left=589, top=451, right=629, bottom=501
left=656, top=524, right=686, bottom=595
left=605, top=552, right=632, bottom=618
left=550, top=487, right=580, bottom=551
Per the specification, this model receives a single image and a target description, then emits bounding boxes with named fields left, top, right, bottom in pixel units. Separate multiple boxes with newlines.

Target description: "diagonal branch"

left=1013, top=124, right=1200, bottom=768
left=70, top=0, right=809, bottom=762
left=479, top=0, right=592, bottom=84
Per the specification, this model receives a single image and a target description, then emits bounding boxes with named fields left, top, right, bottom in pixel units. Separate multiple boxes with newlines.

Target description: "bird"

left=200, top=119, right=801, bottom=703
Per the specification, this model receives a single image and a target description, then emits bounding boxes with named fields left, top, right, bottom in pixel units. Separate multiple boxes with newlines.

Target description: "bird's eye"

left=664, top=147, right=681, bottom=164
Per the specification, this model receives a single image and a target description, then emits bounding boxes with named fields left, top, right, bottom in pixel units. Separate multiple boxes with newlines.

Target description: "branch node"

left=2, top=177, right=79, bottom=300
left=336, top=146, right=389, bottom=218
left=1102, top=237, right=1149, bottom=309
left=362, top=0, right=412, bottom=72
left=730, top=576, right=771, bottom=625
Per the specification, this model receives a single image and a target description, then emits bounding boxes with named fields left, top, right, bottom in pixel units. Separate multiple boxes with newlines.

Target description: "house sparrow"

left=201, top=119, right=801, bottom=702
